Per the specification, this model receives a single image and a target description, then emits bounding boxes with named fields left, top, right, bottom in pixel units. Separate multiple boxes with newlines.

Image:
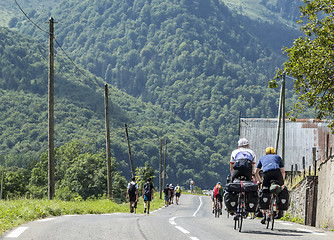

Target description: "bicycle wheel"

left=234, top=195, right=240, bottom=230
left=238, top=199, right=243, bottom=232
left=214, top=204, right=218, bottom=218
left=271, top=197, right=276, bottom=230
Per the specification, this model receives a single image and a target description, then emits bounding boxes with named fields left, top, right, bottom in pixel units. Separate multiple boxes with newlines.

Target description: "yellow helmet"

left=266, top=147, right=275, bottom=155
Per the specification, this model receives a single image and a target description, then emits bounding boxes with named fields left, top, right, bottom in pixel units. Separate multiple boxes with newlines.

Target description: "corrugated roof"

left=240, top=118, right=333, bottom=171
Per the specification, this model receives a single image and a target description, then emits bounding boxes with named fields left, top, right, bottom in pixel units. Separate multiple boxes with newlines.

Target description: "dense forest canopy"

left=0, top=0, right=314, bottom=197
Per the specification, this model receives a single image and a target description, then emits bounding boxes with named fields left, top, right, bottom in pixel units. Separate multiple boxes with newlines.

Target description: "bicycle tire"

left=271, top=196, right=276, bottom=230
left=266, top=206, right=270, bottom=229
left=234, top=195, right=240, bottom=230
left=214, top=204, right=218, bottom=218
left=266, top=194, right=275, bottom=229
left=239, top=198, right=243, bottom=232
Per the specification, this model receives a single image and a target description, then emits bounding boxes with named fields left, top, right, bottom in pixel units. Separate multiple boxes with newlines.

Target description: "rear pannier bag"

left=225, top=182, right=242, bottom=192
left=224, top=191, right=238, bottom=212
left=245, top=191, right=259, bottom=212
left=277, top=186, right=290, bottom=210
left=243, top=181, right=258, bottom=192
left=259, top=189, right=271, bottom=209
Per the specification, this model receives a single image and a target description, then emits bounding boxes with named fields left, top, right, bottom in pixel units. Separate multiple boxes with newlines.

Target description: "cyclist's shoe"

left=260, top=216, right=266, bottom=224
left=233, top=215, right=238, bottom=221
left=229, top=212, right=235, bottom=216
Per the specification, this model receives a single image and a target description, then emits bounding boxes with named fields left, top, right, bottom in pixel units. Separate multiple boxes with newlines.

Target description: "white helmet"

left=238, top=138, right=249, bottom=147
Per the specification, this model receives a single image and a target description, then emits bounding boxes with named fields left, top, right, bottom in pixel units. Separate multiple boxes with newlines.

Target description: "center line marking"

left=175, top=226, right=190, bottom=234
left=169, top=217, right=177, bottom=225
left=193, top=196, right=202, bottom=217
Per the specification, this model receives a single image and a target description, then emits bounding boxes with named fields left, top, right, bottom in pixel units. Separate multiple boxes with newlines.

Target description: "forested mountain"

left=224, top=0, right=303, bottom=26
left=0, top=0, right=311, bottom=191
left=0, top=27, right=221, bottom=190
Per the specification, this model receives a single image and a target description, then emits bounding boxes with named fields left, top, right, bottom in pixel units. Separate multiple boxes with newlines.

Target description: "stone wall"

left=316, top=156, right=334, bottom=229
left=286, top=177, right=307, bottom=223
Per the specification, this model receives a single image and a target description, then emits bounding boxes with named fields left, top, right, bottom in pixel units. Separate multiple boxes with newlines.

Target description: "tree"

left=135, top=162, right=155, bottom=195
left=274, top=0, right=334, bottom=128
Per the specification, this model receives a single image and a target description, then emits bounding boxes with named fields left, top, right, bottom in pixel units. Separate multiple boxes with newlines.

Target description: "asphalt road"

left=3, top=195, right=334, bottom=240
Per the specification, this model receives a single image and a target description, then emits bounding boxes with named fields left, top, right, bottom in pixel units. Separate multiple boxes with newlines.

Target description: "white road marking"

left=279, top=222, right=293, bottom=226
left=190, top=237, right=200, bottom=240
left=175, top=226, right=190, bottom=234
left=6, top=227, right=29, bottom=238
left=297, top=228, right=326, bottom=235
left=169, top=217, right=177, bottom=225
left=192, top=196, right=202, bottom=217
left=37, top=217, right=56, bottom=222
left=297, top=228, right=313, bottom=233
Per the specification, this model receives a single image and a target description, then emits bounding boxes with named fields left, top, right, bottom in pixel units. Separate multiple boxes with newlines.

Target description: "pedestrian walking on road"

left=164, top=184, right=170, bottom=207
left=143, top=177, right=154, bottom=214
left=169, top=184, right=175, bottom=204
left=190, top=179, right=195, bottom=194
left=127, top=177, right=139, bottom=213
left=175, top=184, right=182, bottom=205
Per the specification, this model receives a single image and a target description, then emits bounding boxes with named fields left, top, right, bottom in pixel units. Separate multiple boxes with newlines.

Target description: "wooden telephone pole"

left=125, top=124, right=135, bottom=177
left=275, top=73, right=286, bottom=163
left=163, top=139, right=167, bottom=190
left=104, top=84, right=112, bottom=199
left=159, top=138, right=162, bottom=199
left=48, top=17, right=55, bottom=200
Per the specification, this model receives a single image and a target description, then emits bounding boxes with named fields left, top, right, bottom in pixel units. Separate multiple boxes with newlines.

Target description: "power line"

left=14, top=0, right=49, bottom=35
left=14, top=0, right=104, bottom=90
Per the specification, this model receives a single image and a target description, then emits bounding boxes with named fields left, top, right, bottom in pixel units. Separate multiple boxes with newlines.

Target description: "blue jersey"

left=256, top=154, right=284, bottom=173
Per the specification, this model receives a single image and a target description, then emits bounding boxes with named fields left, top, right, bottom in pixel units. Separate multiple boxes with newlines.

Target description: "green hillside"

left=223, top=0, right=303, bottom=27
left=0, top=27, right=224, bottom=191
left=0, top=0, right=312, bottom=192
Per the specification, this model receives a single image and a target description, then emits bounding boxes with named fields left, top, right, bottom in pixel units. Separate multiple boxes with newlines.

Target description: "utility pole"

left=275, top=73, right=285, bottom=163
left=48, top=17, right=55, bottom=200
left=159, top=138, right=162, bottom=199
left=238, top=111, right=241, bottom=138
left=125, top=124, right=135, bottom=177
left=282, top=73, right=286, bottom=164
left=163, top=139, right=167, bottom=191
left=104, top=84, right=112, bottom=199
left=0, top=170, right=4, bottom=200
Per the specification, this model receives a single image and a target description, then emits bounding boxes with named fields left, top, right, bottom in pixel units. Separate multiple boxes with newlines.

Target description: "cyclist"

left=230, top=138, right=256, bottom=181
left=212, top=182, right=224, bottom=215
left=254, top=146, right=285, bottom=224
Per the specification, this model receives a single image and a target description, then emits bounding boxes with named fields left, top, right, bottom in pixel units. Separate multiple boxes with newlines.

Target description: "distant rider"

left=212, top=182, right=224, bottom=214
left=230, top=138, right=256, bottom=181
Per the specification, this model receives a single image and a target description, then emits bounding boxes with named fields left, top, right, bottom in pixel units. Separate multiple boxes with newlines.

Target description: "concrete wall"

left=316, top=156, right=334, bottom=229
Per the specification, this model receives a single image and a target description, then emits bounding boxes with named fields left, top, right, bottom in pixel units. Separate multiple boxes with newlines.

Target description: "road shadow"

left=241, top=228, right=313, bottom=237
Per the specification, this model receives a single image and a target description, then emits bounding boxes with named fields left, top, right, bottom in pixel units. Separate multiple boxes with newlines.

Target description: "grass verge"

left=0, top=193, right=164, bottom=236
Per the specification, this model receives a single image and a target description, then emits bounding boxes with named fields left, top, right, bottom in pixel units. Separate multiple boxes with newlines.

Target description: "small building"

left=239, top=118, right=334, bottom=171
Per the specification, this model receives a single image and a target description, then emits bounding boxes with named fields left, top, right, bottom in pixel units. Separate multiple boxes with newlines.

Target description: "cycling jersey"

left=256, top=154, right=284, bottom=173
left=213, top=184, right=223, bottom=198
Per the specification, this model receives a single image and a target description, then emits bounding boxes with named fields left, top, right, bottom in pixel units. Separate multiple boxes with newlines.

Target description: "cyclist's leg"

left=218, top=195, right=223, bottom=213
